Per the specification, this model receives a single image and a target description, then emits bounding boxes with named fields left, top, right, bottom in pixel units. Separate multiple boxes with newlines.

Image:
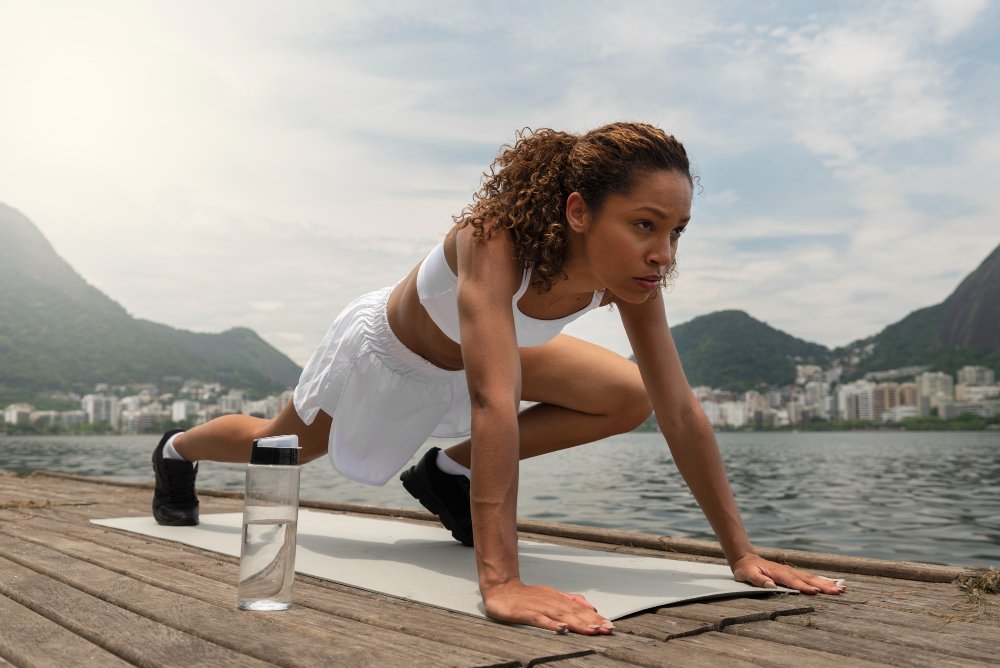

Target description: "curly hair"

left=455, top=122, right=692, bottom=293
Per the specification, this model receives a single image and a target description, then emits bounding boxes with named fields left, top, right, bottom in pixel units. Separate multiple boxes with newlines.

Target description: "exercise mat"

left=93, top=510, right=787, bottom=619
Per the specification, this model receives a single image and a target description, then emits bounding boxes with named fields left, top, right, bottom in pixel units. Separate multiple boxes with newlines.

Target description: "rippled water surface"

left=2, top=431, right=998, bottom=567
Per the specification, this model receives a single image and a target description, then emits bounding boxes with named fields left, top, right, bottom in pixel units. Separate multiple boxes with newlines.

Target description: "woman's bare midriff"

left=387, top=264, right=466, bottom=371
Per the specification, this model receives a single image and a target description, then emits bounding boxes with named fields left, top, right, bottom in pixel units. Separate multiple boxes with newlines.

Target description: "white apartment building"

left=172, top=400, right=200, bottom=422
left=220, top=390, right=244, bottom=415
left=956, top=384, right=1000, bottom=402
left=838, top=380, right=875, bottom=421
left=957, top=365, right=995, bottom=386
left=699, top=400, right=721, bottom=426
left=915, top=371, right=954, bottom=416
left=801, top=381, right=830, bottom=420
left=720, top=401, right=747, bottom=428
left=81, top=394, right=120, bottom=429
left=60, top=410, right=87, bottom=427
left=847, top=391, right=874, bottom=421
left=3, top=403, right=33, bottom=425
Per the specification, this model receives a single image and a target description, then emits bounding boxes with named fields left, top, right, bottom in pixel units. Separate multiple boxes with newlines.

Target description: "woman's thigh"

left=519, top=334, right=648, bottom=415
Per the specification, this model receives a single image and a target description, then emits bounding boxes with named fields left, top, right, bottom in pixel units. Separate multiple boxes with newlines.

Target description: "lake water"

left=2, top=431, right=998, bottom=568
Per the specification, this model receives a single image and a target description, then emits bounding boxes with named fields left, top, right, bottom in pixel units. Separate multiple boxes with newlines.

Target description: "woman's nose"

left=648, top=238, right=674, bottom=267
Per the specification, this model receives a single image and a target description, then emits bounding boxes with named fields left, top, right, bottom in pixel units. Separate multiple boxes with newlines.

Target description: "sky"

left=1, top=0, right=998, bottom=366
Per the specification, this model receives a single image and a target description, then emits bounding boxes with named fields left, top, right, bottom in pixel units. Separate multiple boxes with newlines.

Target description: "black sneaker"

left=152, top=429, right=199, bottom=526
left=401, top=447, right=473, bottom=546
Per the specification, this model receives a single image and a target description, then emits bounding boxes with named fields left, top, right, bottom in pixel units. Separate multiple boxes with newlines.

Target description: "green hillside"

left=844, top=243, right=1000, bottom=378
left=671, top=310, right=831, bottom=391
left=0, top=203, right=301, bottom=404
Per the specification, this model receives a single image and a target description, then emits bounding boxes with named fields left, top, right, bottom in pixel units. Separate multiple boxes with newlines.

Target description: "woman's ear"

left=566, top=192, right=590, bottom=233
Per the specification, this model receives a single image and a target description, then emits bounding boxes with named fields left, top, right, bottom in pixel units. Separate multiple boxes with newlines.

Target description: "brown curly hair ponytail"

left=456, top=122, right=692, bottom=292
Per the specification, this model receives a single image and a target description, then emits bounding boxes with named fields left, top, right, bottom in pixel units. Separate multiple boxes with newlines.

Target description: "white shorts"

left=293, top=287, right=471, bottom=486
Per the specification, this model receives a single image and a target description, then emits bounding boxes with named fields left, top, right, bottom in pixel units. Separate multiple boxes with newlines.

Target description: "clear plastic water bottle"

left=237, top=434, right=301, bottom=611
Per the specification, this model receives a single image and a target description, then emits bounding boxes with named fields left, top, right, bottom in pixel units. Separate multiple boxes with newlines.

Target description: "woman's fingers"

left=483, top=582, right=615, bottom=635
left=732, top=555, right=846, bottom=595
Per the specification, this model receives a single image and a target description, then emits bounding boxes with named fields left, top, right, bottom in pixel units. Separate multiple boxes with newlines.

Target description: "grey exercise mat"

left=93, top=510, right=787, bottom=619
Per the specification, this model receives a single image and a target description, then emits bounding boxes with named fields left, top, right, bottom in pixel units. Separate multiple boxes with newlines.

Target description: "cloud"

left=0, top=0, right=997, bottom=363
left=921, top=0, right=989, bottom=40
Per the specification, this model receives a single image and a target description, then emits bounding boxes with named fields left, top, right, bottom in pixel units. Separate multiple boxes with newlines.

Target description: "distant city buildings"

left=688, top=364, right=998, bottom=429
left=4, top=365, right=999, bottom=433
left=3, top=380, right=296, bottom=433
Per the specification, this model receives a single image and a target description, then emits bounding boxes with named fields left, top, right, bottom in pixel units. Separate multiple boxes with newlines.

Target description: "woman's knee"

left=610, top=380, right=653, bottom=433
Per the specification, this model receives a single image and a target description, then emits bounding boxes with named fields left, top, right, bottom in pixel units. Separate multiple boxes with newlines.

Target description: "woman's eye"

left=672, top=226, right=687, bottom=238
left=636, top=221, right=654, bottom=231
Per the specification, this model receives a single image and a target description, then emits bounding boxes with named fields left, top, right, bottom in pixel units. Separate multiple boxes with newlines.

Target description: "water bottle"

left=238, top=434, right=301, bottom=611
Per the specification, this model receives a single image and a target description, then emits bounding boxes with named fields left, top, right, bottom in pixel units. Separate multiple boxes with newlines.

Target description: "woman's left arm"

left=618, top=294, right=845, bottom=595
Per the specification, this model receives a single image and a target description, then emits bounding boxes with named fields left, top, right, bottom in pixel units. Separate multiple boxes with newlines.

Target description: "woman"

left=152, top=122, right=845, bottom=636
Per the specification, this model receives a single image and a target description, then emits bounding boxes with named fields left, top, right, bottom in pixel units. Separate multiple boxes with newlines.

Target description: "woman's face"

left=572, top=169, right=692, bottom=303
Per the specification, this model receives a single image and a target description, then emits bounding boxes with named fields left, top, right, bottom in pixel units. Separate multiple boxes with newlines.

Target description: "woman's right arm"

left=454, top=224, right=613, bottom=635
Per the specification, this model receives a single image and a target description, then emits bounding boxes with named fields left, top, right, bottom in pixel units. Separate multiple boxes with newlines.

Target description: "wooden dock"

left=0, top=469, right=996, bottom=667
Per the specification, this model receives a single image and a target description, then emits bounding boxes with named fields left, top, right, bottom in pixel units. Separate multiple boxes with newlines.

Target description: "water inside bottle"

left=238, top=516, right=297, bottom=610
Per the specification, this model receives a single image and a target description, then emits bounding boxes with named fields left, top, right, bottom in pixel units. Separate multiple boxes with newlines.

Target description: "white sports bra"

left=416, top=242, right=604, bottom=347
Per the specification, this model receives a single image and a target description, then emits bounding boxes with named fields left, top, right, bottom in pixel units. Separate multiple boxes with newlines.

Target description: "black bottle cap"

left=250, top=435, right=301, bottom=466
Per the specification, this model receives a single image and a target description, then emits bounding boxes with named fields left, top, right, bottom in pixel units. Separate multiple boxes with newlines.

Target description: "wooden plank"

left=600, top=637, right=760, bottom=668
left=0, top=532, right=515, bottom=667
left=531, top=655, right=639, bottom=667
left=808, top=596, right=1000, bottom=641
left=725, top=620, right=993, bottom=668
left=0, top=592, right=133, bottom=668
left=0, top=556, right=272, bottom=668
left=0, top=473, right=106, bottom=502
left=811, top=583, right=983, bottom=620
left=612, top=613, right=710, bottom=641
left=716, top=593, right=816, bottom=617
left=0, top=513, right=635, bottom=666
left=776, top=610, right=999, bottom=663
left=620, top=594, right=816, bottom=645
left=668, top=631, right=892, bottom=668
left=653, top=600, right=777, bottom=628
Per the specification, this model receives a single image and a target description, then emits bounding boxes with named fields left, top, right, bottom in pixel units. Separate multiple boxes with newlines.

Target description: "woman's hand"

left=731, top=553, right=846, bottom=595
left=481, top=580, right=616, bottom=635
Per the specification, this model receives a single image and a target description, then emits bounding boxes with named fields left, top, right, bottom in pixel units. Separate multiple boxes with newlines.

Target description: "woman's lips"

left=634, top=276, right=661, bottom=290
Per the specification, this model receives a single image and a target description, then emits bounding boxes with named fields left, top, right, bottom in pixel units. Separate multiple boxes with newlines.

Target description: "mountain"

left=669, top=243, right=1000, bottom=389
left=671, top=310, right=832, bottom=391
left=940, top=244, right=1000, bottom=351
left=0, top=203, right=301, bottom=404
left=844, top=243, right=1000, bottom=377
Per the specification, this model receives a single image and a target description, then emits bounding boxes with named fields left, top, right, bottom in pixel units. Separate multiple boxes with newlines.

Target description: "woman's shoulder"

left=449, top=224, right=523, bottom=291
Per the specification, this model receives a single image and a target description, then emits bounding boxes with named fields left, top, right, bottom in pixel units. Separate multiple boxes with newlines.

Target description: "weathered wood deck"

left=0, top=469, right=996, bottom=667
